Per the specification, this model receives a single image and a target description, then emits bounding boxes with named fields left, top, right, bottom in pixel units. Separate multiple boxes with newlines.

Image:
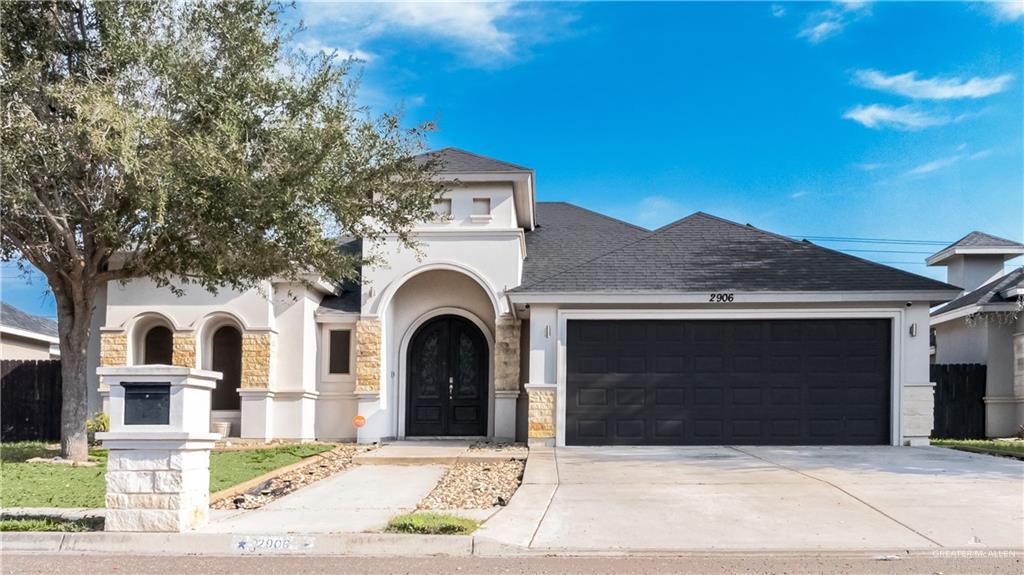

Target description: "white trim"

left=397, top=307, right=495, bottom=440
left=273, top=389, right=320, bottom=400
left=554, top=308, right=905, bottom=448
left=999, top=286, right=1023, bottom=299
left=373, top=261, right=504, bottom=317
left=0, top=325, right=58, bottom=345
left=509, top=290, right=958, bottom=305
left=983, top=396, right=1024, bottom=405
left=930, top=302, right=1018, bottom=325
left=927, top=246, right=1024, bottom=266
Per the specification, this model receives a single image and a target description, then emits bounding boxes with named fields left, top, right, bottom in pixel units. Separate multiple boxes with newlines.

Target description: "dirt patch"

left=418, top=460, right=525, bottom=510
left=211, top=444, right=372, bottom=510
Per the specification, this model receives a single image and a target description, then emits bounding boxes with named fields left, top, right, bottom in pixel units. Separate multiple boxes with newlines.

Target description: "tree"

left=1, top=0, right=442, bottom=460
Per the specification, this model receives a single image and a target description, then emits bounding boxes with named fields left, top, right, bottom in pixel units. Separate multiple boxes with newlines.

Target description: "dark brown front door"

left=406, top=315, right=488, bottom=436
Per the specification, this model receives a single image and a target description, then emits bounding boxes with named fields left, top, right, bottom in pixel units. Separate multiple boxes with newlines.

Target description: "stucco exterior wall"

left=0, top=334, right=53, bottom=360
left=932, top=319, right=988, bottom=364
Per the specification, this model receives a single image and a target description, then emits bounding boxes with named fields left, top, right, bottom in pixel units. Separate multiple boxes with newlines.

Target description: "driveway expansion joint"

left=726, top=446, right=945, bottom=549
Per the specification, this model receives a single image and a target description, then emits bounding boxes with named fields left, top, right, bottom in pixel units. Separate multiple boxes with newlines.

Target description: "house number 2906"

left=709, top=293, right=734, bottom=303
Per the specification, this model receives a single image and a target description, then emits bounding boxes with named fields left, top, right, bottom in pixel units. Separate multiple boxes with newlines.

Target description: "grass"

left=931, top=438, right=1024, bottom=457
left=384, top=512, right=479, bottom=535
left=0, top=515, right=103, bottom=532
left=0, top=441, right=334, bottom=508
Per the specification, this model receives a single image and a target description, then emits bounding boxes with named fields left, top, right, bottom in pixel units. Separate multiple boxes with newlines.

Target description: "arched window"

left=210, top=325, right=242, bottom=410
left=143, top=326, right=173, bottom=365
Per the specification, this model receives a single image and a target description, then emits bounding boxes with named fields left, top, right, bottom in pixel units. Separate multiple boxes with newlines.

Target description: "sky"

left=3, top=1, right=1023, bottom=319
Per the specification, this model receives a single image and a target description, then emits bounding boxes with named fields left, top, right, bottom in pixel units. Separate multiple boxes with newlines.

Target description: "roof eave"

left=931, top=302, right=1019, bottom=325
left=508, top=289, right=962, bottom=306
left=0, top=325, right=60, bottom=344
left=926, top=246, right=1024, bottom=266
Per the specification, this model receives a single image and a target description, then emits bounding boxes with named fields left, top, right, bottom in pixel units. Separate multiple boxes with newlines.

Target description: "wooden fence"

left=1, top=359, right=62, bottom=442
left=931, top=363, right=986, bottom=440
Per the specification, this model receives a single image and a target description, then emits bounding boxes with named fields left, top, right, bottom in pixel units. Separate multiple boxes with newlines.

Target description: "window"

left=329, top=330, right=352, bottom=374
left=143, top=326, right=173, bottom=365
left=472, top=198, right=491, bottom=216
left=433, top=198, right=452, bottom=218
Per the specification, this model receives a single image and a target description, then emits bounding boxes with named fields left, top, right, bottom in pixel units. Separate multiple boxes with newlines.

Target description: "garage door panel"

left=566, top=319, right=891, bottom=446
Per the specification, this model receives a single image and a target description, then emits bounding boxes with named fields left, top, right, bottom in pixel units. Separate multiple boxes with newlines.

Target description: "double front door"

left=406, top=315, right=488, bottom=436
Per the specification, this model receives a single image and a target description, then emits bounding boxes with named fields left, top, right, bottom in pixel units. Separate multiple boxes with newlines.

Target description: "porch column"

left=239, top=331, right=275, bottom=440
left=494, top=315, right=521, bottom=441
left=354, top=317, right=386, bottom=442
left=171, top=331, right=196, bottom=367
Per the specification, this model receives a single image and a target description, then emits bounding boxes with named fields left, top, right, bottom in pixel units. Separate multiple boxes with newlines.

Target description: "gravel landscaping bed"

left=211, top=444, right=373, bottom=510
left=418, top=459, right=525, bottom=510
left=468, top=441, right=528, bottom=456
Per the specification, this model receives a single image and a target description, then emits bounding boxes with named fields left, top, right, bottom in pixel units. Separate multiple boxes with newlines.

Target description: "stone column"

left=239, top=331, right=275, bottom=440
left=525, top=384, right=556, bottom=445
left=494, top=316, right=521, bottom=441
left=354, top=317, right=386, bottom=442
left=97, top=366, right=221, bottom=532
left=99, top=331, right=128, bottom=367
left=171, top=332, right=196, bottom=368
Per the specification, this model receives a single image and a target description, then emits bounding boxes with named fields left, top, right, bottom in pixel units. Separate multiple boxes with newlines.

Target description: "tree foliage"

left=1, top=0, right=442, bottom=459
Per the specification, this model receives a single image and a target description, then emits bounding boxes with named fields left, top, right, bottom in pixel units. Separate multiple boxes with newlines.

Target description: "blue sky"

left=4, top=1, right=1023, bottom=319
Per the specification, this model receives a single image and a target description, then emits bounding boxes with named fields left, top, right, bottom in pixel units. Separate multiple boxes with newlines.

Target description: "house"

left=86, top=148, right=961, bottom=446
left=927, top=232, right=1024, bottom=437
left=1, top=302, right=60, bottom=360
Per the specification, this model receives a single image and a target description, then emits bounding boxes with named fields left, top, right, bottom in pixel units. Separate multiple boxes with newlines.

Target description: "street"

left=2, top=553, right=1020, bottom=575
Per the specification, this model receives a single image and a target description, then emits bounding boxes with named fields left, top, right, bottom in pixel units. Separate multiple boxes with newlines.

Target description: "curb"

left=3, top=532, right=1020, bottom=557
left=1, top=531, right=474, bottom=557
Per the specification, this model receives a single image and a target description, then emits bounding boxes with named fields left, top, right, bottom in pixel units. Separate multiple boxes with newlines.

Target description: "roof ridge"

left=549, top=202, right=652, bottom=233
left=427, top=147, right=532, bottom=172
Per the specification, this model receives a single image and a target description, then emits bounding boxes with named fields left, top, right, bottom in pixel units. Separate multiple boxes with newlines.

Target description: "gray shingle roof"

left=316, top=237, right=362, bottom=314
left=942, top=231, right=1024, bottom=250
left=415, top=147, right=531, bottom=173
left=0, top=302, right=57, bottom=337
left=523, top=202, right=651, bottom=285
left=516, top=211, right=958, bottom=294
left=932, top=267, right=1024, bottom=316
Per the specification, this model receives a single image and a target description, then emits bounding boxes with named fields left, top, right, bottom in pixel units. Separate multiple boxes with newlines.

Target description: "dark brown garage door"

left=566, top=319, right=891, bottom=445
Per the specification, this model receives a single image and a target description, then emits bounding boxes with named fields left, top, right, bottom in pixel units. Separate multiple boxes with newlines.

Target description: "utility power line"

left=789, top=235, right=952, bottom=246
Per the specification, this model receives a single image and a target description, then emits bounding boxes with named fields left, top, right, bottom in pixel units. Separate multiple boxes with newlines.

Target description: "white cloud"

left=295, top=38, right=374, bottom=63
left=854, top=69, right=1013, bottom=100
left=906, top=155, right=963, bottom=176
left=855, top=162, right=886, bottom=171
left=296, top=1, right=574, bottom=67
left=632, top=196, right=689, bottom=229
left=905, top=147, right=994, bottom=176
left=771, top=4, right=786, bottom=18
left=798, top=1, right=872, bottom=43
left=843, top=104, right=952, bottom=130
left=989, top=1, right=1024, bottom=21
left=790, top=191, right=810, bottom=199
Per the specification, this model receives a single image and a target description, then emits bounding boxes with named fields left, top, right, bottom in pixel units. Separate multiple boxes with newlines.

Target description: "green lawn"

left=0, top=515, right=103, bottom=532
left=931, top=438, right=1024, bottom=457
left=384, top=512, right=479, bottom=535
left=0, top=441, right=333, bottom=508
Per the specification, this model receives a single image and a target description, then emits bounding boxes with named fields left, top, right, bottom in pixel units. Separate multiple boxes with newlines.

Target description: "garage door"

left=565, top=319, right=891, bottom=445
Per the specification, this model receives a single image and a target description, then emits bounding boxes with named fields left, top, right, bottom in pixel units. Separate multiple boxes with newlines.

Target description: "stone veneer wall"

left=901, top=385, right=934, bottom=441
left=494, top=317, right=521, bottom=392
left=528, top=387, right=556, bottom=439
left=171, top=333, right=196, bottom=368
left=100, top=332, right=128, bottom=367
left=355, top=318, right=381, bottom=393
left=241, top=332, right=274, bottom=389
left=104, top=448, right=210, bottom=532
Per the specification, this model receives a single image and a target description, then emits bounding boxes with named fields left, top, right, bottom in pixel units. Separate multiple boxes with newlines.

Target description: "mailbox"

left=123, top=383, right=171, bottom=425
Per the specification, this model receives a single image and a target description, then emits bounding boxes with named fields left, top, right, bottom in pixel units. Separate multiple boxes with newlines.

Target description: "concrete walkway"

left=204, top=464, right=446, bottom=534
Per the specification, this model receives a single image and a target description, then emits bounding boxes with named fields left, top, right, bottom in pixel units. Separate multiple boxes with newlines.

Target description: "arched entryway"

left=406, top=315, right=488, bottom=436
left=210, top=325, right=242, bottom=410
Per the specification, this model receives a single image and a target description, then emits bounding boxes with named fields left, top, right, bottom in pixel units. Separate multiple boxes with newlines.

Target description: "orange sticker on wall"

left=352, top=415, right=366, bottom=428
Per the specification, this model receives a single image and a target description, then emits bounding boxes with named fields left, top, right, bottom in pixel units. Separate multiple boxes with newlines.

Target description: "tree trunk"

left=54, top=286, right=95, bottom=462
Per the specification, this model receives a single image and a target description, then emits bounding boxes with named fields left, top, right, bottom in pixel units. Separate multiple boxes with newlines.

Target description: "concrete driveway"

left=528, top=446, right=1023, bottom=552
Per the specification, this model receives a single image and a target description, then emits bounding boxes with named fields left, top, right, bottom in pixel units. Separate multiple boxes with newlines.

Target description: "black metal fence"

left=1, top=359, right=62, bottom=441
left=931, top=363, right=986, bottom=439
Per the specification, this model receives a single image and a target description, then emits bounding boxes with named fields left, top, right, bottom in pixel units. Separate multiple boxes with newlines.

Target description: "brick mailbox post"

left=96, top=366, right=222, bottom=532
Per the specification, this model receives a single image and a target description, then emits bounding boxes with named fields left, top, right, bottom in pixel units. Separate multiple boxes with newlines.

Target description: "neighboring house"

left=87, top=148, right=960, bottom=446
left=927, top=232, right=1024, bottom=437
left=0, top=302, right=60, bottom=360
